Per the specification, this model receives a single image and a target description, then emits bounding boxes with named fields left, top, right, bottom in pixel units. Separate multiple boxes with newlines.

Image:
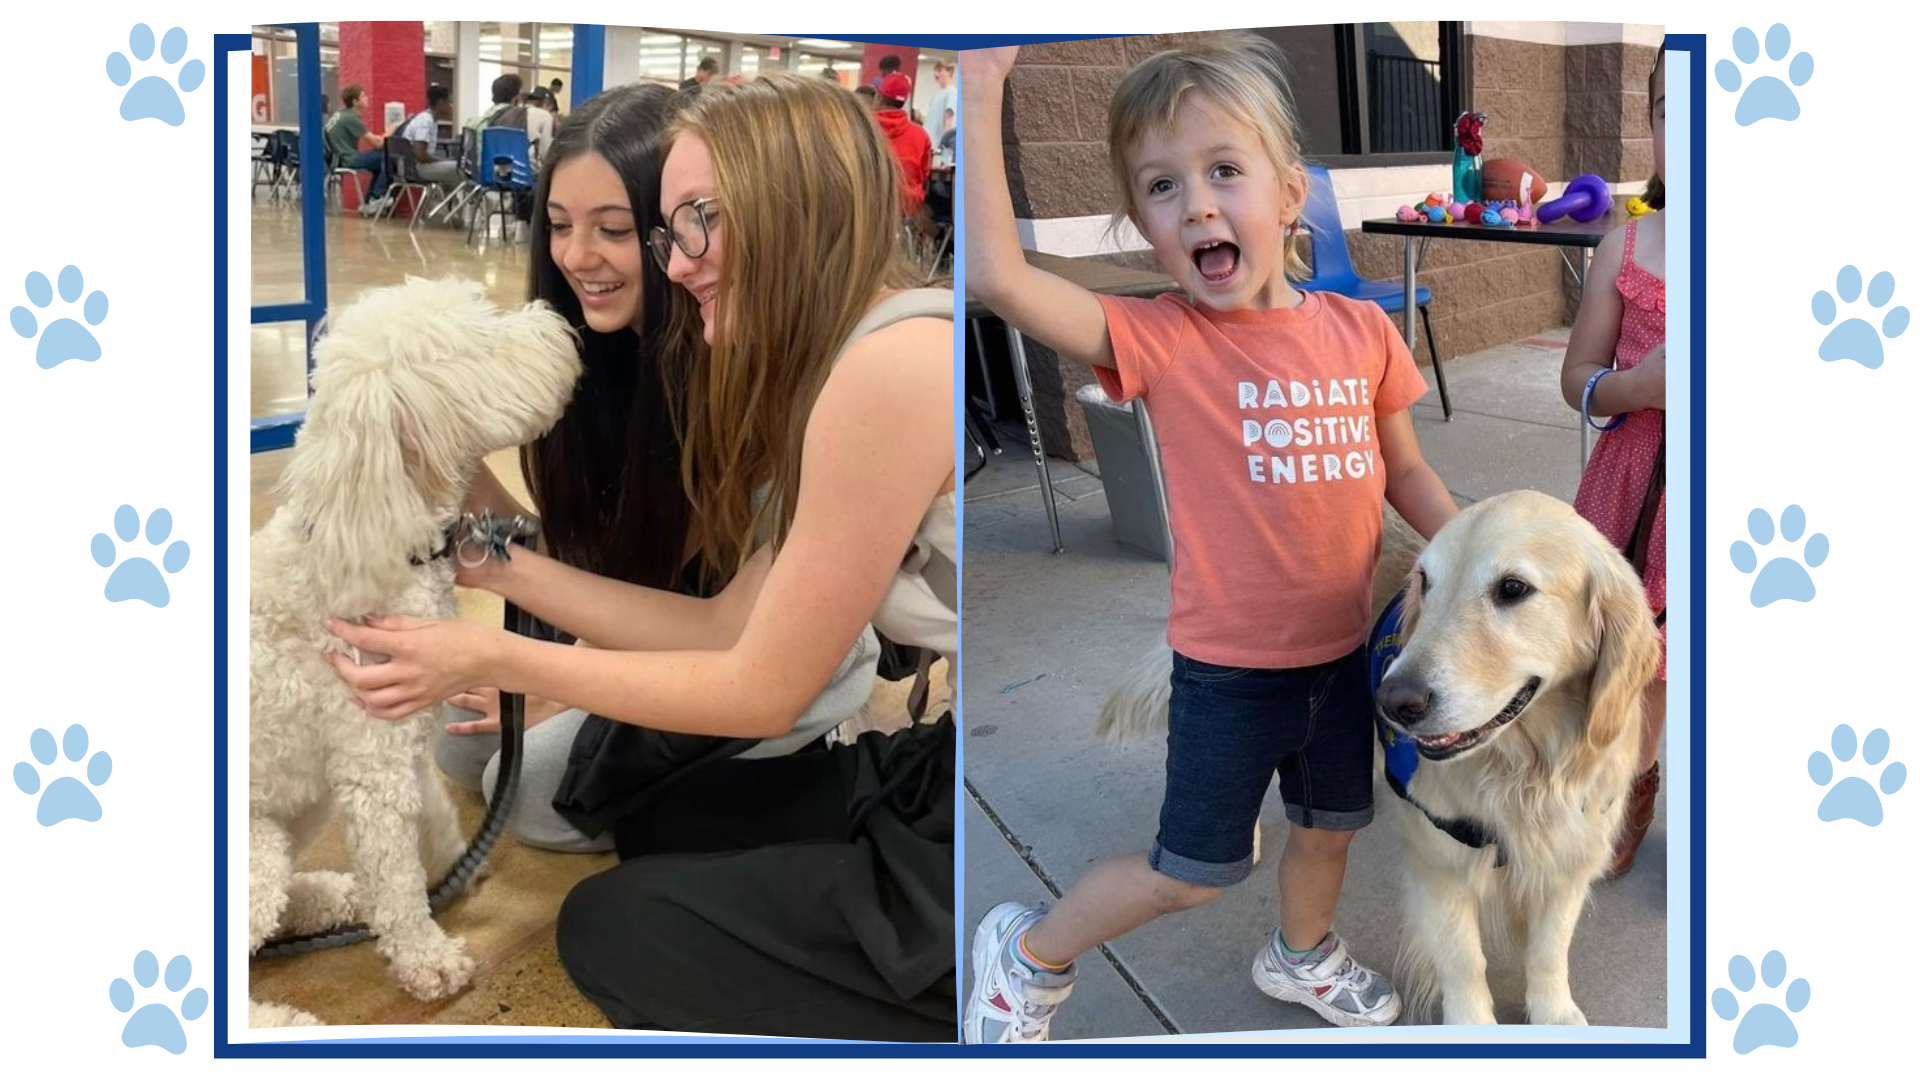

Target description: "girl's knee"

left=1287, top=826, right=1356, bottom=857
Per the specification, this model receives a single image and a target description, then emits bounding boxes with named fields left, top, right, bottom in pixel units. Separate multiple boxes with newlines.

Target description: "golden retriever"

left=1096, top=490, right=1660, bottom=1025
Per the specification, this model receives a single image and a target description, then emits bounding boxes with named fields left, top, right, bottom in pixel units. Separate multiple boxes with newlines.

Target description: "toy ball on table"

left=1446, top=201, right=1466, bottom=219
left=1482, top=158, right=1548, bottom=204
left=1396, top=205, right=1422, bottom=223
left=1499, top=206, right=1520, bottom=223
left=1464, top=201, right=1486, bottom=222
left=1424, top=205, right=1448, bottom=223
left=1424, top=192, right=1447, bottom=208
left=1625, top=196, right=1653, bottom=217
left=1538, top=174, right=1613, bottom=224
left=1480, top=209, right=1506, bottom=226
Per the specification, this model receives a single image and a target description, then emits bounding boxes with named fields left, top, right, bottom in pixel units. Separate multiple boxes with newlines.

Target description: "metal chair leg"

left=1419, top=304, right=1452, bottom=421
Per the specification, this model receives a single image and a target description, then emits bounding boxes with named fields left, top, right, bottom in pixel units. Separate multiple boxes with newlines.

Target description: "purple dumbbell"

left=1537, top=174, right=1612, bottom=224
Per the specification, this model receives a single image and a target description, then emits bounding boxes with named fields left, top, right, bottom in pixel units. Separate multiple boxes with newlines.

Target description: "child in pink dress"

left=1560, top=49, right=1666, bottom=877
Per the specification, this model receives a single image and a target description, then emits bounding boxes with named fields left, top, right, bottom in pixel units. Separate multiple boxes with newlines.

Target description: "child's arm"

left=1560, top=225, right=1662, bottom=416
left=1377, top=410, right=1458, bottom=541
left=963, top=48, right=1117, bottom=369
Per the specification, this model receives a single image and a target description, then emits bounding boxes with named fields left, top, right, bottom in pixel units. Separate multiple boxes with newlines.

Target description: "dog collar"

left=1370, top=588, right=1507, bottom=866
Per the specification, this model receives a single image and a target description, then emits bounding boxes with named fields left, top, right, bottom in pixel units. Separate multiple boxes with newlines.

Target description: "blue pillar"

left=249, top=22, right=329, bottom=453
left=572, top=24, right=606, bottom=103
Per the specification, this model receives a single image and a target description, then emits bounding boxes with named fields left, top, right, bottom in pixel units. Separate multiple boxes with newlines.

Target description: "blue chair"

left=469, top=127, right=534, bottom=247
left=1297, top=163, right=1452, bottom=419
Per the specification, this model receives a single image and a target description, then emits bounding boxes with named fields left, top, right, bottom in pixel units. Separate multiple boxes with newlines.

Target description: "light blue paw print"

left=1715, top=24, right=1814, bottom=125
left=93, top=505, right=190, bottom=607
left=1812, top=266, right=1908, bottom=369
left=13, top=725, right=111, bottom=826
left=106, top=24, right=204, bottom=126
left=11, top=267, right=108, bottom=369
left=110, top=951, right=207, bottom=1054
left=1728, top=505, right=1827, bottom=607
left=1808, top=724, right=1906, bottom=826
left=1712, top=951, right=1809, bottom=1053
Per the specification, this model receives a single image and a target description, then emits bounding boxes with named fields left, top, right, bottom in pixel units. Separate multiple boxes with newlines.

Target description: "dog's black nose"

left=1378, top=677, right=1431, bottom=725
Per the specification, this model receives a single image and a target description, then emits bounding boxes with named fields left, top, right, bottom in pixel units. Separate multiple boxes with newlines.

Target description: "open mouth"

left=1191, top=240, right=1241, bottom=284
left=1403, top=677, right=1542, bottom=761
left=577, top=281, right=625, bottom=303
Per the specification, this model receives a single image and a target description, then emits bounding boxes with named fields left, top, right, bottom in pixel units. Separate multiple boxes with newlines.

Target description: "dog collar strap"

left=1369, top=588, right=1507, bottom=867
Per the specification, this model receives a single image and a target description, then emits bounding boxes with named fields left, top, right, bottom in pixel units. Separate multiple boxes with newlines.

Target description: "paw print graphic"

left=13, top=724, right=111, bottom=826
left=1812, top=266, right=1908, bottom=369
left=93, top=505, right=190, bottom=606
left=107, top=24, right=205, bottom=126
left=1729, top=505, right=1827, bottom=607
left=1712, top=951, right=1809, bottom=1053
left=110, top=951, right=207, bottom=1053
left=1715, top=24, right=1814, bottom=125
left=1808, top=724, right=1906, bottom=826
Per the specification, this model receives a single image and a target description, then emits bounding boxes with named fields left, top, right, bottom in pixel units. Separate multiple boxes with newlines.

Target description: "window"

left=252, top=27, right=337, bottom=126
left=1257, top=22, right=1465, bottom=166
left=638, top=32, right=689, bottom=85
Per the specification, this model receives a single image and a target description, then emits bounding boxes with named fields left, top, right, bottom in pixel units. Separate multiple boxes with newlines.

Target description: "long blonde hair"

left=668, top=74, right=921, bottom=582
left=1106, top=32, right=1311, bottom=279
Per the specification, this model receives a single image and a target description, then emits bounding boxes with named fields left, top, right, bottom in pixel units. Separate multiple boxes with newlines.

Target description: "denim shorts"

left=1149, top=645, right=1375, bottom=888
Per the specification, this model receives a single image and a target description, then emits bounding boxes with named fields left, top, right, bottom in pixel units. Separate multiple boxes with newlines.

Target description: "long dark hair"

left=1645, top=51, right=1664, bottom=211
left=523, top=84, right=701, bottom=592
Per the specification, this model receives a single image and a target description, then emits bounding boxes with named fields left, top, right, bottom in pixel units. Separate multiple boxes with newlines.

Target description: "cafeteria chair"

left=468, top=127, right=535, bottom=248
left=427, top=128, right=484, bottom=227
left=266, top=129, right=302, bottom=204
left=1296, top=163, right=1453, bottom=419
left=327, top=155, right=366, bottom=213
left=378, top=137, right=438, bottom=231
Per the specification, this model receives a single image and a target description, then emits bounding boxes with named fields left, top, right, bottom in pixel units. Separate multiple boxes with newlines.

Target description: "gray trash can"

left=1076, top=383, right=1168, bottom=561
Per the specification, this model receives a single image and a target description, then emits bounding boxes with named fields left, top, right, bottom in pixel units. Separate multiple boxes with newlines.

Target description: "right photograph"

left=960, top=23, right=1671, bottom=1041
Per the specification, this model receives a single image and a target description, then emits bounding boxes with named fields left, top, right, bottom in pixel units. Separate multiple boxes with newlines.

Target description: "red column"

left=338, top=21, right=425, bottom=135
left=860, top=43, right=919, bottom=91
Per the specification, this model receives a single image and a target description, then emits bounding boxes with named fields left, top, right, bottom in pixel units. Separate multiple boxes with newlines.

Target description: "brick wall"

left=994, top=30, right=1658, bottom=462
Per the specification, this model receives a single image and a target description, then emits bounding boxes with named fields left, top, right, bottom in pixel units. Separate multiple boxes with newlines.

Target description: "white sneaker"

left=1252, top=928, right=1401, bottom=1027
left=963, top=902, right=1076, bottom=1043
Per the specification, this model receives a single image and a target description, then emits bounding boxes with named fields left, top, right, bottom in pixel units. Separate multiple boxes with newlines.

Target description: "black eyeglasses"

left=648, top=197, right=720, bottom=272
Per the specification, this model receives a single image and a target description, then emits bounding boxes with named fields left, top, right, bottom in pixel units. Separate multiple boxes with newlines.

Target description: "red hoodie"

left=874, top=107, right=931, bottom=213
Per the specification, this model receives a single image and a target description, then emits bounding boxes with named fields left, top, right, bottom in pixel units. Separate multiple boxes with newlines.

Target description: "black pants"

left=554, top=715, right=956, bottom=1041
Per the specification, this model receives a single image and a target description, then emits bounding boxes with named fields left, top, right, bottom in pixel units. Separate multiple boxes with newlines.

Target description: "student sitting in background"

left=325, top=84, right=390, bottom=200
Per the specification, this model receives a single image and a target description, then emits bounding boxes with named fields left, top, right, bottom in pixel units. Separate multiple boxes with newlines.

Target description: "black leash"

left=257, top=517, right=538, bottom=959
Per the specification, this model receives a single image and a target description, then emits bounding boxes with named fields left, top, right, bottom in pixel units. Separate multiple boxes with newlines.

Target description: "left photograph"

left=244, top=22, right=957, bottom=1040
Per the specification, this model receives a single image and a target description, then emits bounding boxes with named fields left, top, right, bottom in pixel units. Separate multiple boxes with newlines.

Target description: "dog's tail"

left=1093, top=642, right=1175, bottom=746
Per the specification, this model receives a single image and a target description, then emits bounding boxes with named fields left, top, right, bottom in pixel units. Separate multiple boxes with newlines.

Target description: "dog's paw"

left=1528, top=999, right=1589, bottom=1026
left=391, top=938, right=476, bottom=1002
left=280, top=871, right=357, bottom=936
left=250, top=998, right=324, bottom=1028
left=1441, top=1002, right=1499, bottom=1026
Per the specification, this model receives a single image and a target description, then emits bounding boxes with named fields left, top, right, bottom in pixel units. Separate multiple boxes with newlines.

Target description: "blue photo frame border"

left=215, top=30, right=1705, bottom=1057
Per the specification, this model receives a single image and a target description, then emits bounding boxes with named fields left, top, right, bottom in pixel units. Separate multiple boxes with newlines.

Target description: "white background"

left=2, top=2, right=1901, bottom=1074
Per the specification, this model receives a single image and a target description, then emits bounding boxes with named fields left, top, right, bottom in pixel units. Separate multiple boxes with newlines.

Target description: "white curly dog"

left=247, top=278, right=580, bottom=1028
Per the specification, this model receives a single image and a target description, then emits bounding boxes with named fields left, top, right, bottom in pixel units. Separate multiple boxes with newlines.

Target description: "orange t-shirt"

left=1095, top=290, right=1428, bottom=668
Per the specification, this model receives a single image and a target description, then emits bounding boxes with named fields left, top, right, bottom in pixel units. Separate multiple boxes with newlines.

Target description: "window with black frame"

left=1257, top=22, right=1466, bottom=166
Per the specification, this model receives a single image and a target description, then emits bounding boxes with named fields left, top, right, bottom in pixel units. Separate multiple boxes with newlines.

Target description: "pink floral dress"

left=1573, top=217, right=1666, bottom=679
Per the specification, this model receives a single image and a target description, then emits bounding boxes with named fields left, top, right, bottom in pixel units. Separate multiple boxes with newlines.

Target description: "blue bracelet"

left=1582, top=369, right=1625, bottom=432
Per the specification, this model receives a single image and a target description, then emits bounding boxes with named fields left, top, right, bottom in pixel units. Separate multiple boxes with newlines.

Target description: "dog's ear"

left=1398, top=561, right=1424, bottom=637
left=281, top=358, right=438, bottom=618
left=1584, top=554, right=1660, bottom=761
